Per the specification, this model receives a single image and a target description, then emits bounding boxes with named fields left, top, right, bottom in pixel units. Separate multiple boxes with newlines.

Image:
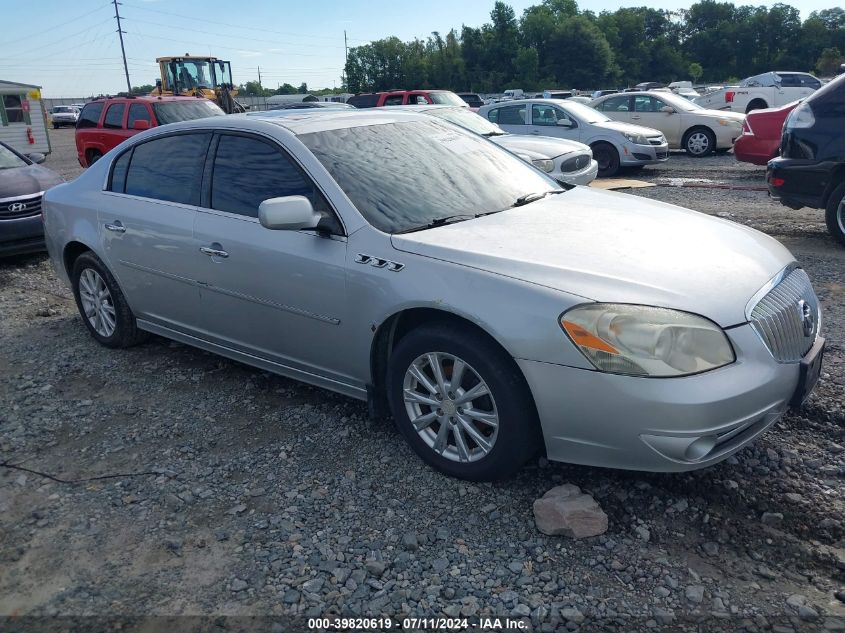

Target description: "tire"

left=86, top=149, right=102, bottom=166
left=683, top=127, right=716, bottom=157
left=71, top=252, right=147, bottom=348
left=825, top=182, right=845, bottom=247
left=746, top=100, right=767, bottom=114
left=52, top=123, right=59, bottom=129
left=592, top=142, right=621, bottom=177
left=386, top=323, right=542, bottom=481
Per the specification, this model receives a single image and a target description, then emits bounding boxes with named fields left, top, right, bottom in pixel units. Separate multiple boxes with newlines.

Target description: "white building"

left=0, top=80, right=50, bottom=154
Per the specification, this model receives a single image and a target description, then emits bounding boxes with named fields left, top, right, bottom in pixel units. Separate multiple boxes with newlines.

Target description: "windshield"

left=0, top=144, right=27, bottom=169
left=428, top=92, right=467, bottom=106
left=656, top=93, right=701, bottom=111
left=555, top=100, right=609, bottom=123
left=215, top=61, right=232, bottom=85
left=53, top=106, right=75, bottom=113
left=423, top=107, right=504, bottom=136
left=152, top=100, right=225, bottom=124
left=299, top=119, right=558, bottom=233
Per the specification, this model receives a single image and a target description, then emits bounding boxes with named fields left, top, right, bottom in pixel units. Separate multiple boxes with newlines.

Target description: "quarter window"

left=210, top=134, right=340, bottom=232
left=77, top=102, right=104, bottom=128
left=109, top=150, right=132, bottom=193
left=383, top=95, right=404, bottom=106
left=124, top=133, right=211, bottom=205
left=127, top=103, right=152, bottom=129
left=103, top=104, right=125, bottom=129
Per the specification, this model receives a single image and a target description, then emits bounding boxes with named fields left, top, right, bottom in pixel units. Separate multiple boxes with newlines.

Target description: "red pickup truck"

left=346, top=90, right=468, bottom=108
left=75, top=95, right=225, bottom=167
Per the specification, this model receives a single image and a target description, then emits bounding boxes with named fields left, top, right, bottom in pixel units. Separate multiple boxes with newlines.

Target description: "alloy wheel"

left=838, top=198, right=845, bottom=236
left=78, top=268, right=116, bottom=338
left=402, top=352, right=499, bottom=463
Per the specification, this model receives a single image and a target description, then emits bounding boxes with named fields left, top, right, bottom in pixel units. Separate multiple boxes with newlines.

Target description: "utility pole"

left=343, top=30, right=348, bottom=89
left=257, top=66, right=262, bottom=89
left=112, top=0, right=131, bottom=93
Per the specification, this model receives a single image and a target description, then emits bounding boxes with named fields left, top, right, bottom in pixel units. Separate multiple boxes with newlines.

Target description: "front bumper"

left=620, top=141, right=670, bottom=166
left=555, top=158, right=598, bottom=186
left=0, top=215, right=45, bottom=256
left=519, top=323, right=801, bottom=471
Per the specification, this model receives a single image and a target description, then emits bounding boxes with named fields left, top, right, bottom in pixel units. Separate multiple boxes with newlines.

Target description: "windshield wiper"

left=481, top=131, right=506, bottom=137
left=393, top=214, right=476, bottom=234
left=512, top=189, right=567, bottom=207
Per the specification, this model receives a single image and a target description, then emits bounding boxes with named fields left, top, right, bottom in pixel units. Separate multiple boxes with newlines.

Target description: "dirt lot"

left=1, top=128, right=844, bottom=631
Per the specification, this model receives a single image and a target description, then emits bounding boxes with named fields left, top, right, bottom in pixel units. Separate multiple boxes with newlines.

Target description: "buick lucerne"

left=43, top=110, right=824, bottom=481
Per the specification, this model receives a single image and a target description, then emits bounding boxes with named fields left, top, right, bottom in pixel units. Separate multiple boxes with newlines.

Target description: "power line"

left=3, top=2, right=112, bottom=47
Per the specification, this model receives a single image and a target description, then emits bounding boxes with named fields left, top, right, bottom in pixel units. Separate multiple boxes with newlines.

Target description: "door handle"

left=530, top=130, right=540, bottom=135
left=200, top=246, right=229, bottom=258
left=104, top=222, right=125, bottom=233
left=631, top=115, right=641, bottom=119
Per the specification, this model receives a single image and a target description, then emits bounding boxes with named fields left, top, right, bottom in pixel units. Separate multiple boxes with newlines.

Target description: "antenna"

left=112, top=0, right=131, bottom=93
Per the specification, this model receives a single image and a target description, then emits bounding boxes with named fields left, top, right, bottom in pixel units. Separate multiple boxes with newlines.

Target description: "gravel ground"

left=1, top=129, right=844, bottom=632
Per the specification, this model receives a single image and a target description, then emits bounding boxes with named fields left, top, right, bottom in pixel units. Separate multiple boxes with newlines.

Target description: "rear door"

left=100, top=132, right=209, bottom=331
left=100, top=102, right=131, bottom=153
left=192, top=132, right=351, bottom=382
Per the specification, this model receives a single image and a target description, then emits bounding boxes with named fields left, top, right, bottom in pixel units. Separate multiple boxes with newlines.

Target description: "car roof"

left=88, top=95, right=210, bottom=104
left=164, top=108, right=437, bottom=136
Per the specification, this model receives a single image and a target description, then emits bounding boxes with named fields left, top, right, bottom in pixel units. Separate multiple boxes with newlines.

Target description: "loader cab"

left=159, top=56, right=234, bottom=94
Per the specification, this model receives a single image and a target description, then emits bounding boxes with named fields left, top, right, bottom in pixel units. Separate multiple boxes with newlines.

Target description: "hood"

left=492, top=134, right=589, bottom=158
left=0, top=163, right=64, bottom=199
left=596, top=120, right=664, bottom=137
left=391, top=187, right=794, bottom=327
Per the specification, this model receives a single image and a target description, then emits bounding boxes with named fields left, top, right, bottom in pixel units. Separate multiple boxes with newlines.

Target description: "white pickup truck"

left=693, top=71, right=822, bottom=113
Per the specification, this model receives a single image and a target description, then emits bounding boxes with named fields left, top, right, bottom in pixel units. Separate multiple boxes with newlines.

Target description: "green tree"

left=817, top=47, right=844, bottom=76
left=546, top=15, right=613, bottom=88
left=689, top=62, right=703, bottom=83
left=130, top=84, right=156, bottom=95
left=298, top=82, right=308, bottom=94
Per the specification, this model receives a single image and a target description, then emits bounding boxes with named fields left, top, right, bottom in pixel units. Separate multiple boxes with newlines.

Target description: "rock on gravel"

left=532, top=483, right=608, bottom=538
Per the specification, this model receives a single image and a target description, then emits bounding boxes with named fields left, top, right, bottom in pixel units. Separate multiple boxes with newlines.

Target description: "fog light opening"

left=685, top=436, right=717, bottom=461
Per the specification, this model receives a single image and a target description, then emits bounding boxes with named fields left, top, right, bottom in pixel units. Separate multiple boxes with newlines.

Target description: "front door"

left=630, top=95, right=681, bottom=145
left=487, top=104, right=529, bottom=135
left=100, top=132, right=210, bottom=331
left=526, top=103, right=579, bottom=140
left=193, top=132, right=351, bottom=383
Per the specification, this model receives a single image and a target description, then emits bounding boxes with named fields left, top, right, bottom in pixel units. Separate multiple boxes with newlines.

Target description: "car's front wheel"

left=592, top=142, right=620, bottom=177
left=386, top=323, right=541, bottom=481
left=684, top=128, right=716, bottom=156
left=71, top=252, right=147, bottom=348
left=825, top=182, right=845, bottom=247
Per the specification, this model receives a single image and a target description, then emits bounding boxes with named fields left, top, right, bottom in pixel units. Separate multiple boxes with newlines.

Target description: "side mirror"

left=132, top=120, right=151, bottom=131
left=259, top=196, right=321, bottom=231
left=556, top=119, right=573, bottom=127
left=660, top=106, right=676, bottom=114
left=26, top=153, right=46, bottom=164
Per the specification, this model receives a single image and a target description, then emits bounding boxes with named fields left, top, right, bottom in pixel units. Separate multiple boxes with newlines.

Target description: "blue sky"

left=0, top=0, right=830, bottom=97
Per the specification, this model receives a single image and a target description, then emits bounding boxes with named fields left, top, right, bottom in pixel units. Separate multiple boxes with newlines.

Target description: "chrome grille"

left=749, top=268, right=819, bottom=362
left=0, top=193, right=43, bottom=220
left=648, top=137, right=664, bottom=146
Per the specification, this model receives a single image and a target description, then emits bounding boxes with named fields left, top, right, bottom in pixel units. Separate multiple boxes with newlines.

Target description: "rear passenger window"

left=211, top=134, right=339, bottom=231
left=104, top=104, right=125, bottom=129
left=383, top=95, right=403, bottom=106
left=127, top=103, right=151, bottom=129
left=109, top=150, right=131, bottom=193
left=124, top=133, right=211, bottom=205
left=77, top=103, right=103, bottom=128
left=494, top=105, right=527, bottom=125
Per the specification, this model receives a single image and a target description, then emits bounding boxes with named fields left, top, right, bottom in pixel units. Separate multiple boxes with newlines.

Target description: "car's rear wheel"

left=386, top=323, right=541, bottom=481
left=52, top=123, right=59, bottom=129
left=86, top=149, right=103, bottom=167
left=746, top=99, right=768, bottom=113
left=592, top=142, right=620, bottom=177
left=683, top=128, right=716, bottom=157
left=71, top=252, right=147, bottom=348
left=825, top=182, right=845, bottom=247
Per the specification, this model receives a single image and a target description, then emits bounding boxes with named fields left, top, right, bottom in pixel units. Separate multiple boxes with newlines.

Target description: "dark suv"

left=767, top=73, right=845, bottom=246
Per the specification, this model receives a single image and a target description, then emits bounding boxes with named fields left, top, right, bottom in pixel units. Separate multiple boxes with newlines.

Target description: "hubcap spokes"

left=403, top=352, right=499, bottom=463
left=689, top=133, right=709, bottom=155
left=79, top=269, right=116, bottom=338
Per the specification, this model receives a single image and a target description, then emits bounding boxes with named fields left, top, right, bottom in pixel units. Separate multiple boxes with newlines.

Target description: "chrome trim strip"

left=744, top=262, right=798, bottom=321
left=0, top=191, right=44, bottom=204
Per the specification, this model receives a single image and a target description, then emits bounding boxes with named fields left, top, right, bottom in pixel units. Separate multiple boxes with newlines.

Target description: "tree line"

left=343, top=0, right=845, bottom=93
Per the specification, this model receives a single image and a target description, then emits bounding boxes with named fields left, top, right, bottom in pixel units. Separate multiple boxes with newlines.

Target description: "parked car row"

left=39, top=107, right=824, bottom=481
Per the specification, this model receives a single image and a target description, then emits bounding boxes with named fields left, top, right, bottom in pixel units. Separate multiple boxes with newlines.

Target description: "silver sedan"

left=42, top=110, right=824, bottom=481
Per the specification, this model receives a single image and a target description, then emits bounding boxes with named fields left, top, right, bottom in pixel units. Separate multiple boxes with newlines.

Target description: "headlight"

left=559, top=304, right=735, bottom=377
left=622, top=132, right=648, bottom=145
left=717, top=118, right=742, bottom=127
left=532, top=158, right=555, bottom=173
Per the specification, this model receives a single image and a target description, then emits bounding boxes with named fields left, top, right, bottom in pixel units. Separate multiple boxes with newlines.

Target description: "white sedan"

left=590, top=91, right=745, bottom=157
left=394, top=105, right=597, bottom=186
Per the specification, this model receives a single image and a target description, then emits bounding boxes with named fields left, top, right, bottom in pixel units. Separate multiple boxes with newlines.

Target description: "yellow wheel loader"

left=152, top=55, right=245, bottom=114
